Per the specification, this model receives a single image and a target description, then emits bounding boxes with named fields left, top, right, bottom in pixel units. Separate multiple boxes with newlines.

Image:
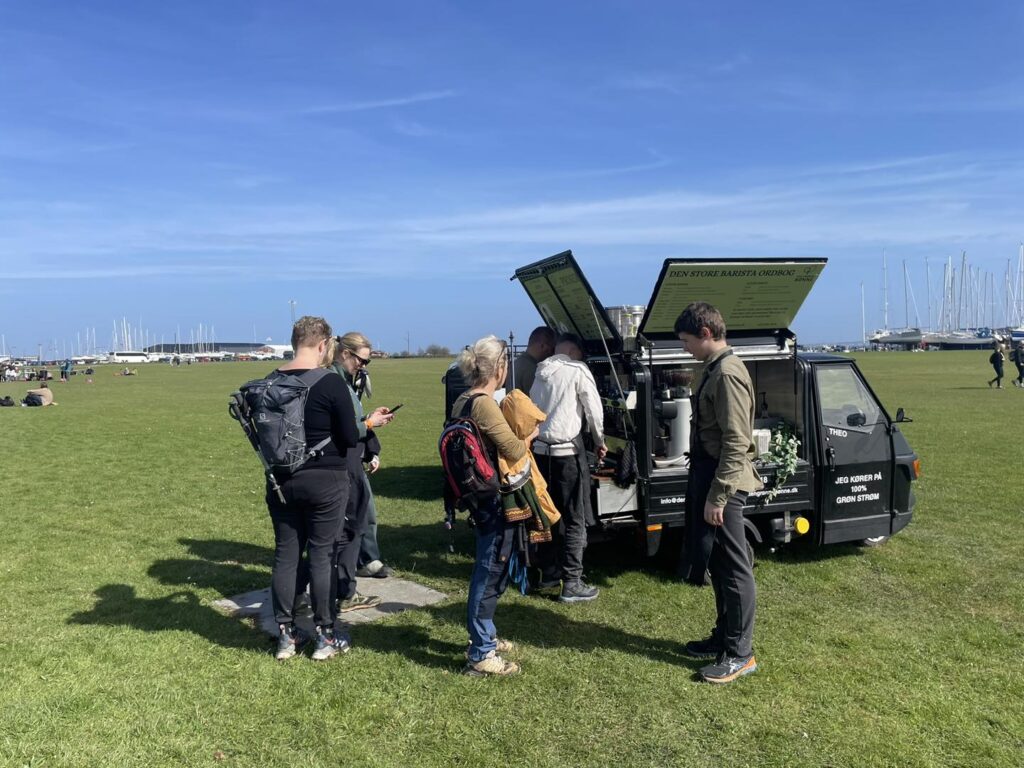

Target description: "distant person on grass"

left=1010, top=341, right=1024, bottom=388
left=505, top=326, right=555, bottom=394
left=327, top=332, right=395, bottom=615
left=268, top=316, right=358, bottom=661
left=675, top=302, right=763, bottom=684
left=988, top=342, right=1005, bottom=389
left=453, top=335, right=537, bottom=676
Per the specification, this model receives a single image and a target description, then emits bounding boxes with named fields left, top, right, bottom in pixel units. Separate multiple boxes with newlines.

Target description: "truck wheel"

left=860, top=535, right=890, bottom=547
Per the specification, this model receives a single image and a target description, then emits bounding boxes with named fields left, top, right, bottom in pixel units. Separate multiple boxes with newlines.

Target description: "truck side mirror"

left=846, top=411, right=867, bottom=427
left=895, top=408, right=913, bottom=423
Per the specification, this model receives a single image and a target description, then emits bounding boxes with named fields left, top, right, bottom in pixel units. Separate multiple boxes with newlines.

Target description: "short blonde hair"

left=457, top=335, right=507, bottom=387
left=291, top=316, right=332, bottom=350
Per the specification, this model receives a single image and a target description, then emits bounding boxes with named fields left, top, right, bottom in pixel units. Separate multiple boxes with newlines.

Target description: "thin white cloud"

left=301, top=89, right=456, bottom=115
left=2, top=153, right=1022, bottom=281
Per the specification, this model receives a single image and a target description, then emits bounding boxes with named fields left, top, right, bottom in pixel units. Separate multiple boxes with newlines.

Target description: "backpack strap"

left=290, top=368, right=335, bottom=457
left=458, top=392, right=487, bottom=419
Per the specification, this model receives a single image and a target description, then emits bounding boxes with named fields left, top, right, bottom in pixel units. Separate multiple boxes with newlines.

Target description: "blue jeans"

left=466, top=497, right=515, bottom=662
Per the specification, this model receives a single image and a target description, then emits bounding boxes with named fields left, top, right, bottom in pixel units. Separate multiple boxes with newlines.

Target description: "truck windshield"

left=816, top=366, right=883, bottom=431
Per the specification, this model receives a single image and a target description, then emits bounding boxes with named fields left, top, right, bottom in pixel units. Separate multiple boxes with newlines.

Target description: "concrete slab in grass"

left=212, top=576, right=448, bottom=637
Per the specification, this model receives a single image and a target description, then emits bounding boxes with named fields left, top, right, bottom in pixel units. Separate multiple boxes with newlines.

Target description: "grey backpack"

left=237, top=368, right=333, bottom=473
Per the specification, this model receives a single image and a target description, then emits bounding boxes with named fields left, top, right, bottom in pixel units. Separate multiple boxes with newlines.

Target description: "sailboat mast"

left=903, top=260, right=909, bottom=328
left=861, top=282, right=866, bottom=345
left=882, top=249, right=889, bottom=330
left=925, top=257, right=932, bottom=331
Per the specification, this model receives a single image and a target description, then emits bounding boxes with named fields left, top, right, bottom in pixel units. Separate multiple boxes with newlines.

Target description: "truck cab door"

left=813, top=363, right=894, bottom=544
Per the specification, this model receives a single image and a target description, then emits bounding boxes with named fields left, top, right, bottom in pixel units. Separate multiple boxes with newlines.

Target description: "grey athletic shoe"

left=699, top=654, right=758, bottom=684
left=356, top=560, right=394, bottom=578
left=311, top=627, right=351, bottom=660
left=275, top=624, right=309, bottom=661
left=558, top=580, right=600, bottom=604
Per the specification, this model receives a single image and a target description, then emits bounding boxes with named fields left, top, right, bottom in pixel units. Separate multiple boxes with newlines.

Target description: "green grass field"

left=1, top=352, right=1021, bottom=767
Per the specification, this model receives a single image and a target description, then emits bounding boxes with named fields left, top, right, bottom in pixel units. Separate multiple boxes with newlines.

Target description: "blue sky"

left=2, top=1, right=1024, bottom=357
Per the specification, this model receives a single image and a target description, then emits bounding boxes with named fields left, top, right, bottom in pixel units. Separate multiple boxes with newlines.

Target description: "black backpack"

left=438, top=394, right=499, bottom=513
left=0, top=395, right=15, bottom=407
left=235, top=369, right=333, bottom=473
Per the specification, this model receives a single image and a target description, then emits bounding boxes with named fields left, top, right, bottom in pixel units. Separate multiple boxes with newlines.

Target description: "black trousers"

left=334, top=464, right=371, bottom=602
left=536, top=453, right=589, bottom=584
left=708, top=492, right=756, bottom=658
left=267, top=469, right=349, bottom=628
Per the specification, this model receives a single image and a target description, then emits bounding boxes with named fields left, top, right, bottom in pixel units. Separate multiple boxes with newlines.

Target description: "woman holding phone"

left=329, top=332, right=395, bottom=618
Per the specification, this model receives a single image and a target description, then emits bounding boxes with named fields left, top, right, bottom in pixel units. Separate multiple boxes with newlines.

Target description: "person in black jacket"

left=268, top=316, right=359, bottom=662
left=988, top=342, right=1005, bottom=389
left=1011, top=341, right=1024, bottom=388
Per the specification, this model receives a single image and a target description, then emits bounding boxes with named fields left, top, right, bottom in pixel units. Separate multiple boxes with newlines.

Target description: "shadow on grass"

left=352, top=599, right=699, bottom=672
left=369, top=465, right=443, bottom=502
left=148, top=558, right=269, bottom=597
left=179, top=537, right=273, bottom=568
left=67, top=584, right=268, bottom=651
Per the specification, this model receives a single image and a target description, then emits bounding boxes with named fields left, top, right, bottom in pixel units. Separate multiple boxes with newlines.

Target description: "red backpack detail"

left=439, top=394, right=499, bottom=512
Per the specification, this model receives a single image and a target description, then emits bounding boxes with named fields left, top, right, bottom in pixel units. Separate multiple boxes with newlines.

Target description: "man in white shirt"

left=529, top=333, right=607, bottom=603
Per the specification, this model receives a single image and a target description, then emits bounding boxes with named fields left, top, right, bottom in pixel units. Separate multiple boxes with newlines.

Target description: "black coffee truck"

left=464, top=251, right=920, bottom=559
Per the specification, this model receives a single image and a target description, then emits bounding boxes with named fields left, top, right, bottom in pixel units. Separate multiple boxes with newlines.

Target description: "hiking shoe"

left=465, top=638, right=517, bottom=659
left=463, top=651, right=521, bottom=677
left=558, top=580, right=599, bottom=604
left=311, top=627, right=351, bottom=660
left=338, top=592, right=382, bottom=612
left=356, top=560, right=394, bottom=578
left=699, top=654, right=758, bottom=684
left=275, top=624, right=309, bottom=661
left=681, top=635, right=722, bottom=659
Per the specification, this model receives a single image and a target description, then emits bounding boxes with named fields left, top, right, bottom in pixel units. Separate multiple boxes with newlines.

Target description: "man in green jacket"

left=676, top=302, right=763, bottom=684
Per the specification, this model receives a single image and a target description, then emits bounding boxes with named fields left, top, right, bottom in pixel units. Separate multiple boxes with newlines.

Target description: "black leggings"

left=267, top=469, right=348, bottom=628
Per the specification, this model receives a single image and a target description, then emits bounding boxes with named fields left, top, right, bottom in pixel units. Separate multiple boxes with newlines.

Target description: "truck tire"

left=860, top=535, right=890, bottom=547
